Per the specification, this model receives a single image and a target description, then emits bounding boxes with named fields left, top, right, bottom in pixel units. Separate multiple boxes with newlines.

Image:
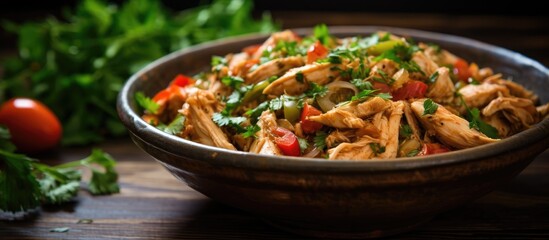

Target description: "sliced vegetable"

left=418, top=143, right=450, bottom=155
left=283, top=98, right=300, bottom=124
left=453, top=59, right=472, bottom=82
left=171, top=74, right=195, bottom=88
left=316, top=81, right=358, bottom=112
left=392, top=80, right=428, bottom=101
left=300, top=104, right=323, bottom=133
left=307, top=41, right=329, bottom=64
left=367, top=39, right=404, bottom=55
left=242, top=79, right=270, bottom=103
left=272, top=127, right=300, bottom=156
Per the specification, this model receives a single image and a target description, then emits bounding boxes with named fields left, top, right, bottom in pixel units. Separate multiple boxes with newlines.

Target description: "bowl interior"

left=118, top=26, right=549, bottom=171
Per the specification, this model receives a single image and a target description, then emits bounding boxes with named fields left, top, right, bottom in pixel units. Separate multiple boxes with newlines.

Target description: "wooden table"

left=1, top=12, right=549, bottom=239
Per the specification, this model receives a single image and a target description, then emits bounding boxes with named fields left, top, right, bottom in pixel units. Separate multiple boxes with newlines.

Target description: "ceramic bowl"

left=117, top=26, right=549, bottom=238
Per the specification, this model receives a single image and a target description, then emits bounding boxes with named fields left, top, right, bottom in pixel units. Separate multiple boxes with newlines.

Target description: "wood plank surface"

left=1, top=12, right=549, bottom=239
left=1, top=139, right=548, bottom=239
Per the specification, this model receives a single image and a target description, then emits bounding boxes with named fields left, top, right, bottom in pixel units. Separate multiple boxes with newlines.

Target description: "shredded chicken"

left=369, top=59, right=399, bottom=79
left=328, top=135, right=379, bottom=160
left=411, top=99, right=498, bottom=149
left=482, top=96, right=538, bottom=131
left=426, top=67, right=455, bottom=104
left=412, top=51, right=439, bottom=77
left=326, top=130, right=355, bottom=148
left=377, top=101, right=405, bottom=159
left=180, top=90, right=236, bottom=150
left=458, top=82, right=510, bottom=111
left=485, top=77, right=539, bottom=103
left=263, top=62, right=342, bottom=96
left=246, top=56, right=305, bottom=84
left=249, top=111, right=282, bottom=155
left=308, top=97, right=390, bottom=128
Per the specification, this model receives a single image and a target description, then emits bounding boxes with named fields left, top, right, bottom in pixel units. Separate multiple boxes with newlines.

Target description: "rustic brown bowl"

left=117, top=26, right=549, bottom=238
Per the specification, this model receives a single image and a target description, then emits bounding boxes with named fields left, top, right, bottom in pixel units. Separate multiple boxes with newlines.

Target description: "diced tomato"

left=307, top=41, right=329, bottom=64
left=392, top=80, right=428, bottom=101
left=272, top=127, right=300, bottom=156
left=418, top=143, right=450, bottom=156
left=171, top=74, right=194, bottom=88
left=300, top=103, right=323, bottom=134
left=373, top=82, right=392, bottom=94
left=453, top=59, right=472, bottom=82
left=243, top=44, right=262, bottom=56
left=152, top=85, right=180, bottom=103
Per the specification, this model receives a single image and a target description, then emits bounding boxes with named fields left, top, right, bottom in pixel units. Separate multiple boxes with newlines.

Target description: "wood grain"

left=1, top=12, right=549, bottom=239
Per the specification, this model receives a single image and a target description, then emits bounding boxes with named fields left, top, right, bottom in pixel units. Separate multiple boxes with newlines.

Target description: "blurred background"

left=1, top=0, right=548, bottom=65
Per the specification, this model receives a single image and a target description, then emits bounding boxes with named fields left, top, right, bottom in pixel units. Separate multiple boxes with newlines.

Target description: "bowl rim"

left=118, top=26, right=549, bottom=172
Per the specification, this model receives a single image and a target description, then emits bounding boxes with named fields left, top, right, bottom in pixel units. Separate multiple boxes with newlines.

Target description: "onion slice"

left=317, top=81, right=359, bottom=112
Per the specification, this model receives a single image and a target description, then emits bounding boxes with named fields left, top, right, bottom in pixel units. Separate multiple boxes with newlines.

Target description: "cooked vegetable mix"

left=138, top=25, right=549, bottom=160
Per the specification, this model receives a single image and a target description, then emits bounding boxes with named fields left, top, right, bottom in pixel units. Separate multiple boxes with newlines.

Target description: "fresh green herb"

left=351, top=89, right=378, bottom=102
left=246, top=101, right=269, bottom=123
left=297, top=137, right=309, bottom=154
left=376, top=92, right=392, bottom=100
left=50, top=227, right=70, bottom=233
left=468, top=77, right=480, bottom=85
left=135, top=92, right=160, bottom=114
left=0, top=0, right=277, bottom=146
left=0, top=126, right=16, bottom=152
left=269, top=97, right=284, bottom=111
left=305, top=83, right=328, bottom=100
left=274, top=41, right=305, bottom=57
left=373, top=69, right=395, bottom=85
left=313, top=131, right=328, bottom=150
left=406, top=149, right=420, bottom=157
left=369, top=143, right=386, bottom=156
left=375, top=44, right=424, bottom=75
left=0, top=127, right=119, bottom=215
left=428, top=71, right=439, bottom=84
left=162, top=114, right=185, bottom=135
left=221, top=76, right=245, bottom=88
left=423, top=99, right=438, bottom=115
left=399, top=124, right=413, bottom=138
left=351, top=79, right=373, bottom=91
left=211, top=56, right=227, bottom=72
left=314, top=24, right=331, bottom=45
left=466, top=108, right=500, bottom=139
left=223, top=91, right=243, bottom=114
left=295, top=71, right=305, bottom=83
left=242, top=125, right=260, bottom=138
left=324, top=54, right=342, bottom=64
left=212, top=113, right=246, bottom=129
left=428, top=43, right=442, bottom=54
left=77, top=219, right=94, bottom=224
left=458, top=95, right=500, bottom=139
left=380, top=33, right=391, bottom=42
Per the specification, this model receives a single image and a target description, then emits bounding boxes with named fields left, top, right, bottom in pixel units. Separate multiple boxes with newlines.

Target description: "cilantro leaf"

left=297, top=137, right=309, bottom=154
left=428, top=71, right=439, bottom=84
left=0, top=126, right=16, bottom=152
left=399, top=124, right=413, bottom=138
left=82, top=149, right=120, bottom=195
left=212, top=113, right=246, bottom=128
left=242, top=125, right=260, bottom=138
left=376, top=93, right=392, bottom=100
left=246, top=101, right=269, bottom=123
left=135, top=92, right=159, bottom=114
left=314, top=131, right=328, bottom=150
left=466, top=108, right=500, bottom=139
left=269, top=97, right=284, bottom=111
left=406, top=149, right=420, bottom=157
left=351, top=89, right=378, bottom=102
left=314, top=24, right=332, bottom=45
left=305, top=83, right=328, bottom=100
left=351, top=78, right=373, bottom=91
left=221, top=76, right=245, bottom=88
left=33, top=164, right=81, bottom=204
left=163, top=114, right=185, bottom=135
left=423, top=99, right=438, bottom=115
left=295, top=71, right=305, bottom=83
left=0, top=149, right=41, bottom=214
left=369, top=143, right=386, bottom=156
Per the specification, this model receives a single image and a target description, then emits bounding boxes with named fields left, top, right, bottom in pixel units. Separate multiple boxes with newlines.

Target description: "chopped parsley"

left=211, top=56, right=227, bottom=72
left=351, top=78, right=373, bottom=91
left=296, top=71, right=305, bottom=83
left=268, top=97, right=284, bottom=111
left=212, top=112, right=246, bottom=128
left=428, top=71, right=439, bottom=84
left=297, top=137, right=309, bottom=154
left=351, top=89, right=378, bottom=102
left=406, top=149, right=420, bottom=157
left=466, top=108, right=500, bottom=139
left=376, top=92, right=392, bottom=100
left=399, top=124, right=413, bottom=138
left=242, top=125, right=260, bottom=138
left=375, top=44, right=424, bottom=75
left=314, top=131, right=328, bottom=150
left=423, top=99, right=438, bottom=115
left=161, top=114, right=185, bottom=135
left=305, top=83, right=328, bottom=100
left=369, top=143, right=386, bottom=156
left=221, top=76, right=245, bottom=88
left=135, top=92, right=159, bottom=114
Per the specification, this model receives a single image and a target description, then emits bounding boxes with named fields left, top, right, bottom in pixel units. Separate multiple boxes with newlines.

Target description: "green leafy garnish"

left=369, top=143, right=386, bottom=156
left=351, top=89, right=378, bottom=102
left=0, top=149, right=41, bottom=214
left=305, top=83, right=328, bottom=100
left=212, top=113, right=246, bottom=129
left=242, top=125, right=260, bottom=138
left=296, top=71, right=305, bottom=83
left=351, top=79, right=373, bottom=91
left=376, top=93, right=393, bottom=100
left=0, top=0, right=277, bottom=146
left=313, top=24, right=332, bottom=45
left=314, top=131, right=328, bottom=150
left=399, top=124, right=413, bottom=138
left=135, top=92, right=159, bottom=114
left=423, top=99, right=438, bottom=115
left=466, top=108, right=500, bottom=139
left=221, top=76, right=245, bottom=88
left=297, top=137, right=309, bottom=154
left=162, top=114, right=185, bottom=135
left=428, top=71, right=439, bottom=84
left=269, top=97, right=284, bottom=111
left=406, top=149, right=420, bottom=157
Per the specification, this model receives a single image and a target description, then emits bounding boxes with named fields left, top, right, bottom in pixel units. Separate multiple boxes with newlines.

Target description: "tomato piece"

left=170, top=74, right=194, bottom=88
left=152, top=84, right=183, bottom=104
left=0, top=98, right=62, bottom=153
left=373, top=82, right=392, bottom=94
left=392, top=80, right=428, bottom=101
left=272, top=127, right=300, bottom=156
left=243, top=44, right=261, bottom=56
left=453, top=59, right=472, bottom=82
left=307, top=41, right=329, bottom=64
left=300, top=103, right=323, bottom=134
left=418, top=143, right=450, bottom=156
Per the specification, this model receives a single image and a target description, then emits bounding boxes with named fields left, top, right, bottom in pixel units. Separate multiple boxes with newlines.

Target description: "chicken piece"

left=377, top=101, right=405, bottom=159
left=426, top=67, right=455, bottom=104
left=482, top=114, right=512, bottom=138
left=485, top=78, right=539, bottom=103
left=369, top=59, right=399, bottom=79
left=458, top=82, right=510, bottom=111
left=411, top=51, right=439, bottom=77
left=181, top=90, right=236, bottom=150
left=227, top=53, right=249, bottom=76
left=308, top=97, right=390, bottom=128
left=482, top=97, right=538, bottom=131
left=326, top=130, right=355, bottom=148
left=252, top=30, right=301, bottom=59
left=249, top=111, right=283, bottom=155
left=411, top=99, right=498, bottom=149
left=263, top=62, right=341, bottom=96
left=421, top=42, right=458, bottom=66
left=328, top=135, right=379, bottom=160
left=246, top=56, right=305, bottom=84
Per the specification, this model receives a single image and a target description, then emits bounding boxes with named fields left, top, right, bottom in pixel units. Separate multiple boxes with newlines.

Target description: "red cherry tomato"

left=300, top=103, right=323, bottom=134
left=418, top=143, right=450, bottom=156
left=0, top=98, right=62, bottom=153
left=171, top=74, right=194, bottom=88
left=272, top=127, right=300, bottom=156
left=307, top=41, right=329, bottom=64
left=373, top=82, right=392, bottom=94
left=453, top=59, right=472, bottom=82
left=392, top=80, right=428, bottom=101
